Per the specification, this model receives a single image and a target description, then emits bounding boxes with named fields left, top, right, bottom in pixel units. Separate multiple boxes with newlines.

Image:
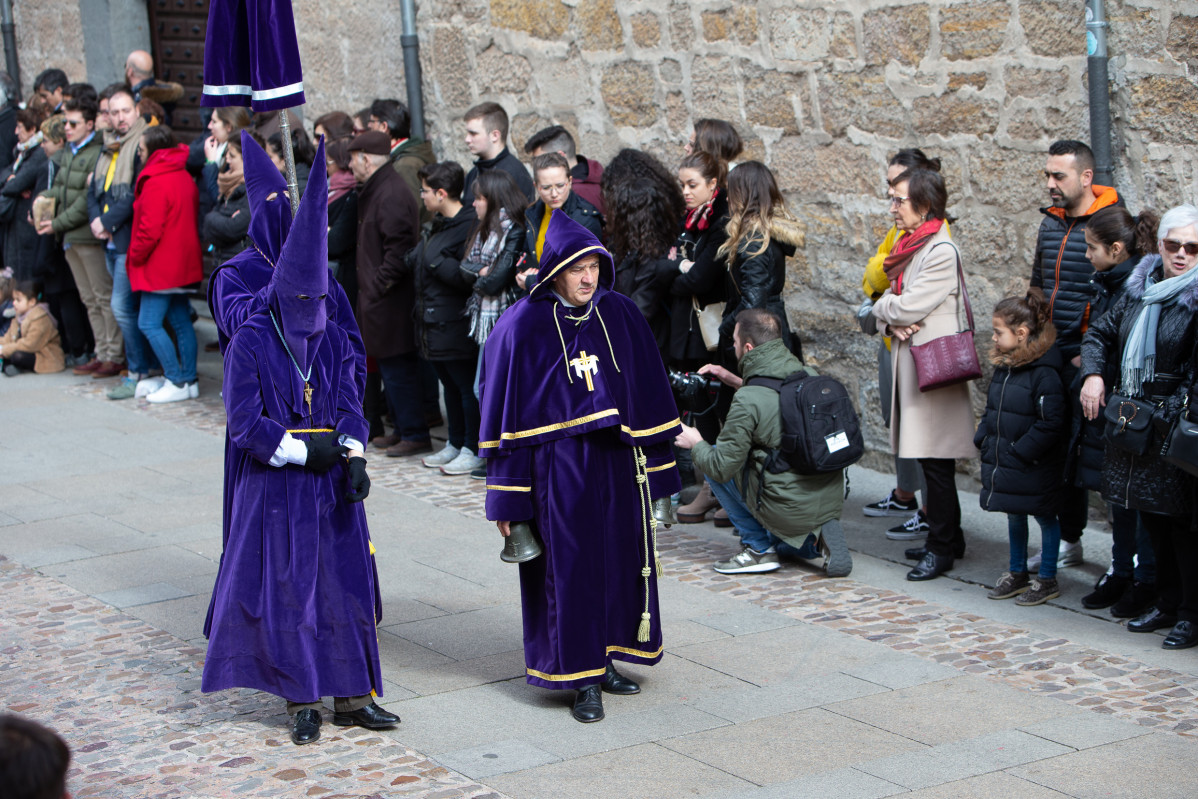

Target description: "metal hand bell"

left=500, top=521, right=543, bottom=563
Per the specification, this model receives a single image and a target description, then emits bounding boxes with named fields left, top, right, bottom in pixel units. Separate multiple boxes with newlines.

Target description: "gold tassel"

left=656, top=553, right=663, bottom=575
left=637, top=612, right=652, bottom=642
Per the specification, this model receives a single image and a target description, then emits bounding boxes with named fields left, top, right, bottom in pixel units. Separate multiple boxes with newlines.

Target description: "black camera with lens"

left=667, top=368, right=721, bottom=412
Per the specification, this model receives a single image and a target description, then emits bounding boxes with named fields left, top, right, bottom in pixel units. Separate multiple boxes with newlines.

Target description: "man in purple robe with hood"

left=201, top=140, right=397, bottom=745
left=480, top=213, right=682, bottom=723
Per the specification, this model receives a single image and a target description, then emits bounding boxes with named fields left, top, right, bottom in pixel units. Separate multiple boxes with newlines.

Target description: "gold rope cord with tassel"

left=633, top=446, right=658, bottom=643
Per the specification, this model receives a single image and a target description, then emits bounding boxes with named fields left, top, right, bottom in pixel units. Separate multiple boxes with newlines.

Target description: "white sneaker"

left=135, top=375, right=167, bottom=398
left=188, top=380, right=199, bottom=399
left=422, top=444, right=461, bottom=468
left=146, top=379, right=192, bottom=403
left=440, top=448, right=484, bottom=476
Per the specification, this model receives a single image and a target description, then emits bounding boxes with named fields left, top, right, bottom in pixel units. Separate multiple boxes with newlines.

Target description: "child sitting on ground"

left=974, top=289, right=1069, bottom=606
left=0, top=279, right=65, bottom=375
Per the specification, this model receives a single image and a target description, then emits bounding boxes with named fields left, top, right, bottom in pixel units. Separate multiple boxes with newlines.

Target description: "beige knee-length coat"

left=871, top=226, right=977, bottom=460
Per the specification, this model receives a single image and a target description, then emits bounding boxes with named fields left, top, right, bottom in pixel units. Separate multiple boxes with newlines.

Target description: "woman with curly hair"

left=602, top=148, right=684, bottom=359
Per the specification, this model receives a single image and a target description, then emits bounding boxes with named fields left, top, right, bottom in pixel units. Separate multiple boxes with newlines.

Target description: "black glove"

left=346, top=456, right=370, bottom=503
left=305, top=432, right=348, bottom=473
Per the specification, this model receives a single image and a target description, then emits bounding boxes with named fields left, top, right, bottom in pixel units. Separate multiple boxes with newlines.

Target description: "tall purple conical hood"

left=267, top=136, right=329, bottom=373
left=241, top=130, right=291, bottom=262
left=528, top=212, right=615, bottom=301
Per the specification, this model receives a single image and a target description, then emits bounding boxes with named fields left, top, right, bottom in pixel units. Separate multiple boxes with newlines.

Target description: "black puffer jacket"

left=1068, top=259, right=1136, bottom=490
left=975, top=332, right=1069, bottom=516
left=614, top=251, right=676, bottom=361
left=718, top=216, right=806, bottom=366
left=1080, top=256, right=1198, bottom=517
left=410, top=204, right=479, bottom=361
left=668, top=191, right=729, bottom=366
left=1029, top=186, right=1121, bottom=359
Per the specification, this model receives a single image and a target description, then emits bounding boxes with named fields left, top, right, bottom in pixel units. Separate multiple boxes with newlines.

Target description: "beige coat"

left=0, top=304, right=66, bottom=373
left=872, top=226, right=977, bottom=460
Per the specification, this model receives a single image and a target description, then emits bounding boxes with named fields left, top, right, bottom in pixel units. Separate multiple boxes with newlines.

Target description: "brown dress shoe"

left=677, top=481, right=720, bottom=523
left=73, top=359, right=102, bottom=375
left=92, top=361, right=125, bottom=378
left=371, top=433, right=402, bottom=449
left=385, top=439, right=433, bottom=458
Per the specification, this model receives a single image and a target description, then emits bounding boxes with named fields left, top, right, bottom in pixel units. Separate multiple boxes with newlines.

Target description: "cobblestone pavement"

left=2, top=378, right=1189, bottom=798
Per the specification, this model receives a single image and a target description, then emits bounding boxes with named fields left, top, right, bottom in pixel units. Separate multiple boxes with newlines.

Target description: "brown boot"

left=713, top=508, right=732, bottom=528
left=677, top=481, right=720, bottom=523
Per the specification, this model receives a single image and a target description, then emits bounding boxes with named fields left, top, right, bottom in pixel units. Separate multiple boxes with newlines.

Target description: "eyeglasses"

left=64, top=119, right=84, bottom=128
left=1162, top=239, right=1198, bottom=257
left=538, top=182, right=569, bottom=195
left=888, top=196, right=909, bottom=208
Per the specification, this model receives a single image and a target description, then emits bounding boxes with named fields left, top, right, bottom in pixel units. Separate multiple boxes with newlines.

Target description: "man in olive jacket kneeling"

left=674, top=309, right=850, bottom=577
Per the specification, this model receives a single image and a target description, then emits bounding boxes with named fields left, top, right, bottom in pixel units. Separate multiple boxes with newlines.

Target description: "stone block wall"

left=9, top=1, right=1198, bottom=465
left=296, top=0, right=1197, bottom=466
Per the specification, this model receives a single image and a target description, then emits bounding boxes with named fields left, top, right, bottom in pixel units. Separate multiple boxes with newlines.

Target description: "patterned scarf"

left=466, top=211, right=518, bottom=345
left=12, top=132, right=42, bottom=173
left=883, top=217, right=944, bottom=294
left=684, top=189, right=719, bottom=232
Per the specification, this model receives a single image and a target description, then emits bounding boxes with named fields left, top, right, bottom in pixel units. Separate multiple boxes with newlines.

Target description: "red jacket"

left=127, top=143, right=202, bottom=292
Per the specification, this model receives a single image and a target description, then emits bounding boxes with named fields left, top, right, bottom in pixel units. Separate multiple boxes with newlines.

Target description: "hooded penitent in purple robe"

left=201, top=0, right=305, bottom=111
left=201, top=142, right=383, bottom=703
left=479, top=213, right=682, bottom=690
left=203, top=133, right=365, bottom=570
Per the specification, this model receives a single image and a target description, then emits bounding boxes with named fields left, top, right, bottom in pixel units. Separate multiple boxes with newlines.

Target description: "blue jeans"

left=138, top=293, right=196, bottom=385
left=1109, top=504, right=1155, bottom=584
left=706, top=474, right=819, bottom=559
left=377, top=351, right=431, bottom=442
left=1009, top=513, right=1062, bottom=579
left=105, top=251, right=157, bottom=375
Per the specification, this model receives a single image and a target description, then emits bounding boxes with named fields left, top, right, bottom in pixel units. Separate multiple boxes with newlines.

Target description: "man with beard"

left=480, top=213, right=681, bottom=723
left=1029, top=139, right=1121, bottom=570
left=202, top=139, right=398, bottom=745
left=87, top=87, right=155, bottom=400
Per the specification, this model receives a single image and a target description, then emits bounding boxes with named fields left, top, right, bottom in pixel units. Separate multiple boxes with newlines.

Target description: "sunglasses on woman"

left=1162, top=239, right=1198, bottom=256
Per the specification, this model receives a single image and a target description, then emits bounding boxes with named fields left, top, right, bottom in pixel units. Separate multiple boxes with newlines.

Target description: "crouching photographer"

left=674, top=309, right=857, bottom=577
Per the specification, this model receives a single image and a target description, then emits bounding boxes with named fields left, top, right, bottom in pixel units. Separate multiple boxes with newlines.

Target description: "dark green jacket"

left=692, top=338, right=844, bottom=544
left=41, top=135, right=103, bottom=245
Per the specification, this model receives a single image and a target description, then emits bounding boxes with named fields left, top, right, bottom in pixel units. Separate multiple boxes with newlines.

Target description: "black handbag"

left=1103, top=395, right=1156, bottom=455
left=1162, top=410, right=1198, bottom=477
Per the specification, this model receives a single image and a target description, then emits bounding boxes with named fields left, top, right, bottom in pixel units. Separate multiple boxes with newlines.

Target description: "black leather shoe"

left=602, top=664, right=640, bottom=695
left=1127, top=607, right=1178, bottom=633
left=290, top=708, right=321, bottom=745
left=572, top=684, right=604, bottom=722
left=906, top=551, right=953, bottom=581
left=332, top=701, right=400, bottom=729
left=904, top=544, right=965, bottom=561
left=1163, top=620, right=1198, bottom=650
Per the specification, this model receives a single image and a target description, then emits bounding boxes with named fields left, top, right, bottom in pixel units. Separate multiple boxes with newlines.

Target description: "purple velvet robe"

left=201, top=0, right=305, bottom=111
left=201, top=311, right=382, bottom=702
left=480, top=216, right=681, bottom=690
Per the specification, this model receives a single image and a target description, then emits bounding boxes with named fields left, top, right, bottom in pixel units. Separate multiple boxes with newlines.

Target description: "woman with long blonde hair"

left=716, top=161, right=805, bottom=362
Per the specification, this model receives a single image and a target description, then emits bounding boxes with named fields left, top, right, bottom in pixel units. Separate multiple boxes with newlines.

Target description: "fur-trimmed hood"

left=769, top=215, right=806, bottom=249
left=990, top=323, right=1060, bottom=369
left=138, top=81, right=185, bottom=104
left=1126, top=254, right=1198, bottom=312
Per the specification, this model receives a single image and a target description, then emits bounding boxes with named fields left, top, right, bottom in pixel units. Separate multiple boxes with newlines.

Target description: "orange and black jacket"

left=1029, top=184, right=1121, bottom=360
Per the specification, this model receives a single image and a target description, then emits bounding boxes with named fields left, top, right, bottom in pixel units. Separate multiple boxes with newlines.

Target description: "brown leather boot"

left=677, top=481, right=720, bottom=523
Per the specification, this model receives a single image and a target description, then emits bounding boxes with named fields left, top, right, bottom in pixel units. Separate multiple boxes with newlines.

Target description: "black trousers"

left=1057, top=483, right=1088, bottom=544
left=5, top=350, right=36, bottom=371
left=431, top=357, right=480, bottom=453
left=1141, top=511, right=1198, bottom=623
left=918, top=458, right=965, bottom=558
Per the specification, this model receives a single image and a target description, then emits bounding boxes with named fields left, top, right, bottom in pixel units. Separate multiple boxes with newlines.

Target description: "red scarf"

left=328, top=170, right=357, bottom=205
left=883, top=218, right=943, bottom=294
left=684, top=189, right=719, bottom=232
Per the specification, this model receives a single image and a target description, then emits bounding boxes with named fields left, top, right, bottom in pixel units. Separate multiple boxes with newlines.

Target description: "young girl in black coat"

left=975, top=290, right=1069, bottom=606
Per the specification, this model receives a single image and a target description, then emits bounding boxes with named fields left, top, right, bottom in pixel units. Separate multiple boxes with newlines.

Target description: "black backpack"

left=744, top=370, right=864, bottom=475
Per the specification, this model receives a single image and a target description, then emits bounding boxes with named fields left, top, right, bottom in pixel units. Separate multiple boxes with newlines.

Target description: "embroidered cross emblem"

left=570, top=351, right=599, bottom=391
